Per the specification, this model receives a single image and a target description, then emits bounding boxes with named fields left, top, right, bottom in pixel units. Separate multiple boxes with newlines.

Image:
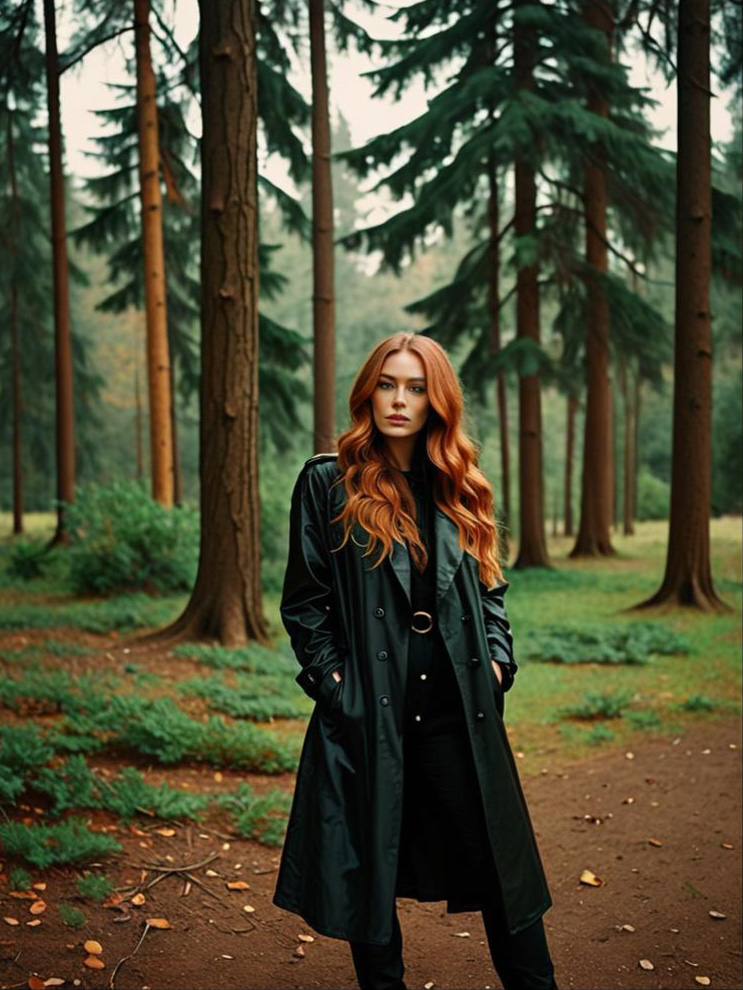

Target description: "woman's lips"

left=387, top=417, right=409, bottom=424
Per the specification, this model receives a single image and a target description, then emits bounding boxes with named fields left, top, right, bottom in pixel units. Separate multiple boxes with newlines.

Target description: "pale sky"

left=57, top=0, right=735, bottom=217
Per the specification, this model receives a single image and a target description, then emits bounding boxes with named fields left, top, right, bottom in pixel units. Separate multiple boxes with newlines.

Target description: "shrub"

left=524, top=622, right=689, bottom=666
left=76, top=872, right=115, bottom=903
left=62, top=479, right=199, bottom=595
left=0, top=817, right=121, bottom=868
left=561, top=689, right=634, bottom=720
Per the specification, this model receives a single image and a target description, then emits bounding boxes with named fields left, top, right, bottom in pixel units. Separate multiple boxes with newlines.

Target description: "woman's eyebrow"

left=379, top=373, right=427, bottom=383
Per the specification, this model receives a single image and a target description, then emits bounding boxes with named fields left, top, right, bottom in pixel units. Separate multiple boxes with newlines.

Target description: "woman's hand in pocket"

left=491, top=659, right=503, bottom=687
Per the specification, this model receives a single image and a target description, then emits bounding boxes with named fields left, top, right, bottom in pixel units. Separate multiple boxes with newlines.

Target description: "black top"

left=401, top=460, right=437, bottom=612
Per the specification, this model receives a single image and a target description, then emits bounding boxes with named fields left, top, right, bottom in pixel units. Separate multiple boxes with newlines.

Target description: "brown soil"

left=1, top=710, right=740, bottom=990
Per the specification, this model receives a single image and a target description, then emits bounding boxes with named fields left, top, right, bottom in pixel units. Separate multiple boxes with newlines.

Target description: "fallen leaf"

left=146, top=918, right=171, bottom=929
left=32, top=883, right=46, bottom=891
left=43, top=980, right=66, bottom=987
left=639, top=959, right=654, bottom=971
left=709, top=910, right=726, bottom=920
left=621, top=924, right=635, bottom=932
left=623, top=797, right=635, bottom=804
left=625, top=752, right=635, bottom=760
left=294, top=945, right=305, bottom=958
left=131, top=893, right=146, bottom=906
left=83, top=955, right=105, bottom=970
left=9, top=891, right=37, bottom=900
left=579, top=869, right=603, bottom=887
left=695, top=978, right=711, bottom=986
left=155, top=829, right=176, bottom=837
left=227, top=881, right=250, bottom=890
left=297, top=934, right=314, bottom=943
left=84, top=940, right=103, bottom=955
left=26, top=919, right=42, bottom=927
left=453, top=932, right=471, bottom=938
left=721, top=842, right=734, bottom=850
left=425, top=983, right=435, bottom=989
left=648, top=838, right=663, bottom=847
left=684, top=960, right=699, bottom=967
left=205, top=869, right=219, bottom=877
left=3, top=917, right=19, bottom=926
left=27, top=976, right=45, bottom=989
left=243, top=905, right=256, bottom=913
left=221, top=954, right=234, bottom=959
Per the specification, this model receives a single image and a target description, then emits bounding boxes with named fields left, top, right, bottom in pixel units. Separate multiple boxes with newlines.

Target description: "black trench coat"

left=272, top=453, right=553, bottom=945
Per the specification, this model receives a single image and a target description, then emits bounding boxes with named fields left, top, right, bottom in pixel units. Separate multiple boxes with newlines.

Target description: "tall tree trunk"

left=169, top=333, right=183, bottom=504
left=135, top=363, right=144, bottom=480
left=134, top=0, right=174, bottom=506
left=570, top=0, right=615, bottom=559
left=619, top=355, right=635, bottom=536
left=140, top=0, right=269, bottom=646
left=632, top=368, right=640, bottom=524
left=635, top=0, right=729, bottom=611
left=487, top=156, right=511, bottom=557
left=43, top=0, right=75, bottom=546
left=309, top=0, right=336, bottom=454
left=512, top=0, right=549, bottom=569
left=7, top=110, right=23, bottom=535
left=564, top=395, right=577, bottom=536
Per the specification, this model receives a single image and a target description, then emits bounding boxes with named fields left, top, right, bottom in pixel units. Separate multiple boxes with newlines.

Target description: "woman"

left=273, top=333, right=558, bottom=989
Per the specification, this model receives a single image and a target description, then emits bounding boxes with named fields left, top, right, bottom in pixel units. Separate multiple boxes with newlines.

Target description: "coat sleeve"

left=280, top=460, right=346, bottom=707
left=478, top=578, right=518, bottom=693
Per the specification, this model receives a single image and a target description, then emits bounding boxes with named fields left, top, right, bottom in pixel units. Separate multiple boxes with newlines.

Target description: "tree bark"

left=634, top=0, right=730, bottom=611
left=570, top=0, right=616, bottom=559
left=134, top=0, right=174, bottom=506
left=512, top=0, right=550, bottom=569
left=310, top=0, right=336, bottom=454
left=564, top=395, right=577, bottom=536
left=619, top=355, right=635, bottom=536
left=487, top=156, right=511, bottom=558
left=43, top=0, right=75, bottom=546
left=133, top=0, right=269, bottom=646
left=6, top=110, right=24, bottom=535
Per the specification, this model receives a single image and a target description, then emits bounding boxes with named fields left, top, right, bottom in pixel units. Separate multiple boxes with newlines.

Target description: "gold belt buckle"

left=411, top=610, right=433, bottom=634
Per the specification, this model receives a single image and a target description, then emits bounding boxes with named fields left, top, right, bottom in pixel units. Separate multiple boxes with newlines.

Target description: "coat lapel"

left=389, top=506, right=464, bottom=607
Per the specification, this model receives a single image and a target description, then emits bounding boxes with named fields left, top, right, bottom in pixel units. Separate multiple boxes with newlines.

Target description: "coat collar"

left=389, top=506, right=464, bottom=606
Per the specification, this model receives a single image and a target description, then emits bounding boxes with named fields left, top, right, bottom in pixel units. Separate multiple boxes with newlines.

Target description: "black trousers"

left=349, top=626, right=558, bottom=990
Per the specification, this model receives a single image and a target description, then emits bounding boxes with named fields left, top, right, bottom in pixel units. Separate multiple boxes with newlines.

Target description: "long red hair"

left=329, top=333, right=505, bottom=590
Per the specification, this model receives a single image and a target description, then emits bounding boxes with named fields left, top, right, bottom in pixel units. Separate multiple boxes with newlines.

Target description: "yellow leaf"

left=648, top=838, right=663, bottom=847
left=29, top=901, right=46, bottom=915
left=579, top=869, right=603, bottom=886
left=243, top=904, right=256, bottom=913
left=146, top=918, right=171, bottom=929
left=297, top=934, right=314, bottom=943
left=639, top=959, right=654, bottom=971
left=26, top=919, right=42, bottom=927
left=294, top=945, right=305, bottom=958
left=83, top=955, right=105, bottom=970
left=695, top=978, right=711, bottom=986
left=155, top=829, right=176, bottom=837
left=43, top=980, right=67, bottom=987
left=84, top=940, right=103, bottom=954
left=131, top=893, right=146, bottom=906
left=32, top=883, right=46, bottom=891
left=227, top=881, right=250, bottom=890
left=709, top=910, right=726, bottom=920
left=3, top=917, right=19, bottom=925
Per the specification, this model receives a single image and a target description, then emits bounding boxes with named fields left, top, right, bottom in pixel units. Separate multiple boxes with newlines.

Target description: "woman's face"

left=371, top=349, right=430, bottom=442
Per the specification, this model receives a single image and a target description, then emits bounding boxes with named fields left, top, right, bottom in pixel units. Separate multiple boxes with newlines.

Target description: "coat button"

left=468, top=656, right=481, bottom=667
left=476, top=710, right=485, bottom=720
left=461, top=613, right=471, bottom=623
left=377, top=650, right=389, bottom=660
left=380, top=695, right=390, bottom=706
left=374, top=606, right=385, bottom=618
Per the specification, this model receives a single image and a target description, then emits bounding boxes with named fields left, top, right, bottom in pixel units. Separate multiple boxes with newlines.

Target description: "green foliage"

left=561, top=689, right=634, bottom=720
left=214, top=782, right=292, bottom=847
left=8, top=867, right=33, bottom=891
left=58, top=903, right=87, bottom=929
left=60, top=696, right=301, bottom=773
left=0, top=593, right=182, bottom=633
left=62, top=480, right=199, bottom=595
left=76, top=872, right=114, bottom=903
left=679, top=695, right=718, bottom=713
left=523, top=621, right=689, bottom=665
left=0, top=817, right=121, bottom=868
left=172, top=641, right=297, bottom=674
left=5, top=539, right=55, bottom=580
left=0, top=669, right=111, bottom=714
left=624, top=709, right=663, bottom=731
left=636, top=466, right=671, bottom=520
left=586, top=724, right=616, bottom=745
left=178, top=673, right=311, bottom=721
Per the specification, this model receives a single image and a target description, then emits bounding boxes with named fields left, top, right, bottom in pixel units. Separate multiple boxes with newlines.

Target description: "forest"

left=0, top=0, right=741, bottom=988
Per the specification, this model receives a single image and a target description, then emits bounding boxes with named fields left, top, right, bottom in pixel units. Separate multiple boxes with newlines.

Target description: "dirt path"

left=1, top=716, right=740, bottom=990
